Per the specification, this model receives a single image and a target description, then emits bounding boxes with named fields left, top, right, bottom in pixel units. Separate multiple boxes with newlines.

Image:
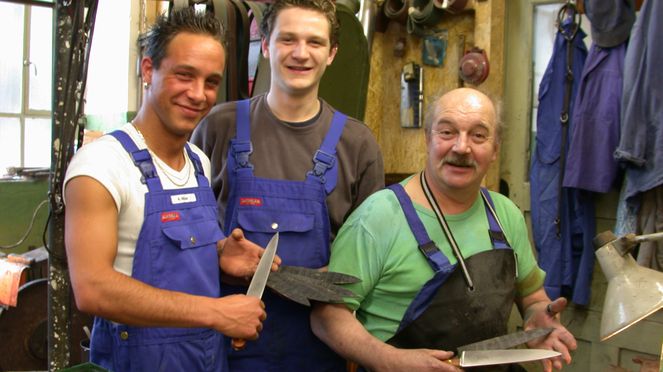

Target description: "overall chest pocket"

left=237, top=209, right=327, bottom=267
left=161, top=219, right=224, bottom=249
left=148, top=219, right=223, bottom=296
left=237, top=209, right=315, bottom=234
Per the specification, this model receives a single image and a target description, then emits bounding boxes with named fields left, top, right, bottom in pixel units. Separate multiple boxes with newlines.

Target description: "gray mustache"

left=442, top=154, right=476, bottom=168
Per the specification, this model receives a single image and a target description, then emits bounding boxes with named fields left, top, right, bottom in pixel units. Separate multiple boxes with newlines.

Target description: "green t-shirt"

left=328, top=184, right=545, bottom=342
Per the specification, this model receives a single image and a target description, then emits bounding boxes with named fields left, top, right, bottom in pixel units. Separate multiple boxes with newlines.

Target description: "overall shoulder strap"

left=229, top=99, right=254, bottom=176
left=184, top=143, right=209, bottom=186
left=388, top=183, right=449, bottom=272
left=108, top=130, right=162, bottom=191
left=306, top=110, right=347, bottom=194
left=479, top=188, right=511, bottom=249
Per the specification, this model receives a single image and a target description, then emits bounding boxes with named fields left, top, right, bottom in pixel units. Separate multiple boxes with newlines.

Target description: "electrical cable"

left=42, top=209, right=51, bottom=254
left=0, top=199, right=48, bottom=250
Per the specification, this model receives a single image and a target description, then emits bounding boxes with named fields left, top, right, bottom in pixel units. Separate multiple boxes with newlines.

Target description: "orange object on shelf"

left=0, top=258, right=29, bottom=307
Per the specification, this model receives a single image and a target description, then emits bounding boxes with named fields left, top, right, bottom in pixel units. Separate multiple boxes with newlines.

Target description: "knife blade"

left=231, top=232, right=279, bottom=350
left=457, top=327, right=554, bottom=351
left=246, top=233, right=279, bottom=298
left=265, top=265, right=360, bottom=306
left=447, top=349, right=561, bottom=367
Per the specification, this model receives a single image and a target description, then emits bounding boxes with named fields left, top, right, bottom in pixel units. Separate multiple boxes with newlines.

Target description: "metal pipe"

left=633, top=231, right=663, bottom=244
left=50, top=0, right=98, bottom=369
left=359, top=0, right=377, bottom=56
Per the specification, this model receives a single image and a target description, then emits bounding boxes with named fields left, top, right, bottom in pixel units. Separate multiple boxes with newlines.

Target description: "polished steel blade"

left=460, top=349, right=561, bottom=367
left=246, top=232, right=279, bottom=298
left=458, top=328, right=554, bottom=351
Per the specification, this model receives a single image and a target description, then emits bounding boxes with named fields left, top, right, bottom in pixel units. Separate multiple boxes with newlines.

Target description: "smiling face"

left=262, top=7, right=337, bottom=99
left=425, top=88, right=499, bottom=195
left=142, top=32, right=225, bottom=138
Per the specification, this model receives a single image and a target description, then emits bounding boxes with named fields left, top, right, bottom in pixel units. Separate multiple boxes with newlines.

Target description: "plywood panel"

left=476, top=0, right=505, bottom=191
left=366, top=1, right=506, bottom=191
left=366, top=14, right=475, bottom=175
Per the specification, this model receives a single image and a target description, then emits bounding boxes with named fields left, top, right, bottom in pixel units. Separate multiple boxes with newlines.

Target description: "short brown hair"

left=260, top=0, right=340, bottom=48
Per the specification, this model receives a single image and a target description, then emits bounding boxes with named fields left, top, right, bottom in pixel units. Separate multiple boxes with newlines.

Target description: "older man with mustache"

left=311, top=88, right=577, bottom=372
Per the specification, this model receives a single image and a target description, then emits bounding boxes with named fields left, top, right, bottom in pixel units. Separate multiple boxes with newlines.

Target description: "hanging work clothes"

left=614, top=177, right=640, bottom=237
left=614, top=0, right=663, bottom=202
left=636, top=185, right=663, bottom=270
left=583, top=0, right=635, bottom=49
left=563, top=42, right=627, bottom=192
left=530, top=18, right=595, bottom=306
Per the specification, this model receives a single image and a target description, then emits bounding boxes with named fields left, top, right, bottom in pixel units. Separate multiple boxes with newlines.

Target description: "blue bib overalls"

left=89, top=131, right=226, bottom=372
left=222, top=100, right=347, bottom=371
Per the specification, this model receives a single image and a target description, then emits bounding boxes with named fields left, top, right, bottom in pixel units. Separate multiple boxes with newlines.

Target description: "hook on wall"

left=556, top=1, right=581, bottom=41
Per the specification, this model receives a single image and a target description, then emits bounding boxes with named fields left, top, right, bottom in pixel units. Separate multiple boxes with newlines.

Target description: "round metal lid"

left=459, top=47, right=490, bottom=85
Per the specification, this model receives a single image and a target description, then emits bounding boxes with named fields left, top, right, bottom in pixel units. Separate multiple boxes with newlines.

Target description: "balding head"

left=423, top=87, right=502, bottom=199
left=425, top=88, right=502, bottom=145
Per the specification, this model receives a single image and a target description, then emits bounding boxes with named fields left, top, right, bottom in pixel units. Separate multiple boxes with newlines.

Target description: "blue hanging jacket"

left=530, top=18, right=595, bottom=306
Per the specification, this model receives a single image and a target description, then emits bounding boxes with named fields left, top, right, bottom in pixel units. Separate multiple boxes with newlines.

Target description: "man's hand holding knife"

left=523, top=297, right=578, bottom=372
left=218, top=228, right=281, bottom=281
left=213, top=229, right=281, bottom=345
left=229, top=233, right=280, bottom=350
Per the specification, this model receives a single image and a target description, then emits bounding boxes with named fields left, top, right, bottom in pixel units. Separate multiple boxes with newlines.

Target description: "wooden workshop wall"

left=364, top=0, right=506, bottom=189
left=140, top=0, right=508, bottom=188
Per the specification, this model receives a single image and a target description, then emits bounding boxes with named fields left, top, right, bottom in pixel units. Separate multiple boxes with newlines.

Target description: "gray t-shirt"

left=190, top=94, right=384, bottom=239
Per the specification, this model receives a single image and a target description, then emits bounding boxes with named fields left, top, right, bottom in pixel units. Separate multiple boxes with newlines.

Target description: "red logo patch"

left=239, top=197, right=263, bottom=206
left=161, top=211, right=181, bottom=223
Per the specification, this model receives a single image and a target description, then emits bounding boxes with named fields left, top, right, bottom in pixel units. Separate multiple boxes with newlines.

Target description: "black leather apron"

left=385, top=183, right=520, bottom=371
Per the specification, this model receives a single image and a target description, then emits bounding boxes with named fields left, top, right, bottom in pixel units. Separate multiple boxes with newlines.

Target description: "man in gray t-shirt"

left=190, top=0, right=383, bottom=370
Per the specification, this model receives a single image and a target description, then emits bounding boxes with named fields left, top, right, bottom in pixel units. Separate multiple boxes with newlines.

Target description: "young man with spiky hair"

left=65, top=8, right=276, bottom=371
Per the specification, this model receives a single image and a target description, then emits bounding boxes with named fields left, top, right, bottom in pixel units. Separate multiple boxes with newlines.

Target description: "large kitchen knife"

left=231, top=232, right=279, bottom=350
left=458, top=327, right=554, bottom=351
left=447, top=349, right=561, bottom=367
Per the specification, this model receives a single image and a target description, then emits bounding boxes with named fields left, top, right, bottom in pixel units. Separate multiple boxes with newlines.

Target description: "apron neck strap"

left=420, top=171, right=474, bottom=290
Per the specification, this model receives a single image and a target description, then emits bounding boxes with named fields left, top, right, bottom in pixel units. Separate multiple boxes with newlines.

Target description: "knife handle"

left=231, top=338, right=246, bottom=350
left=445, top=358, right=461, bottom=367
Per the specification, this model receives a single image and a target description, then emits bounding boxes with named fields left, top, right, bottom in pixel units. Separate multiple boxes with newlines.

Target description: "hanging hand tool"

left=400, top=62, right=423, bottom=128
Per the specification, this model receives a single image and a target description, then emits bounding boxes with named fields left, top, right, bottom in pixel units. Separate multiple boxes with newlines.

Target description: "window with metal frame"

left=0, top=2, right=53, bottom=176
left=0, top=0, right=131, bottom=178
